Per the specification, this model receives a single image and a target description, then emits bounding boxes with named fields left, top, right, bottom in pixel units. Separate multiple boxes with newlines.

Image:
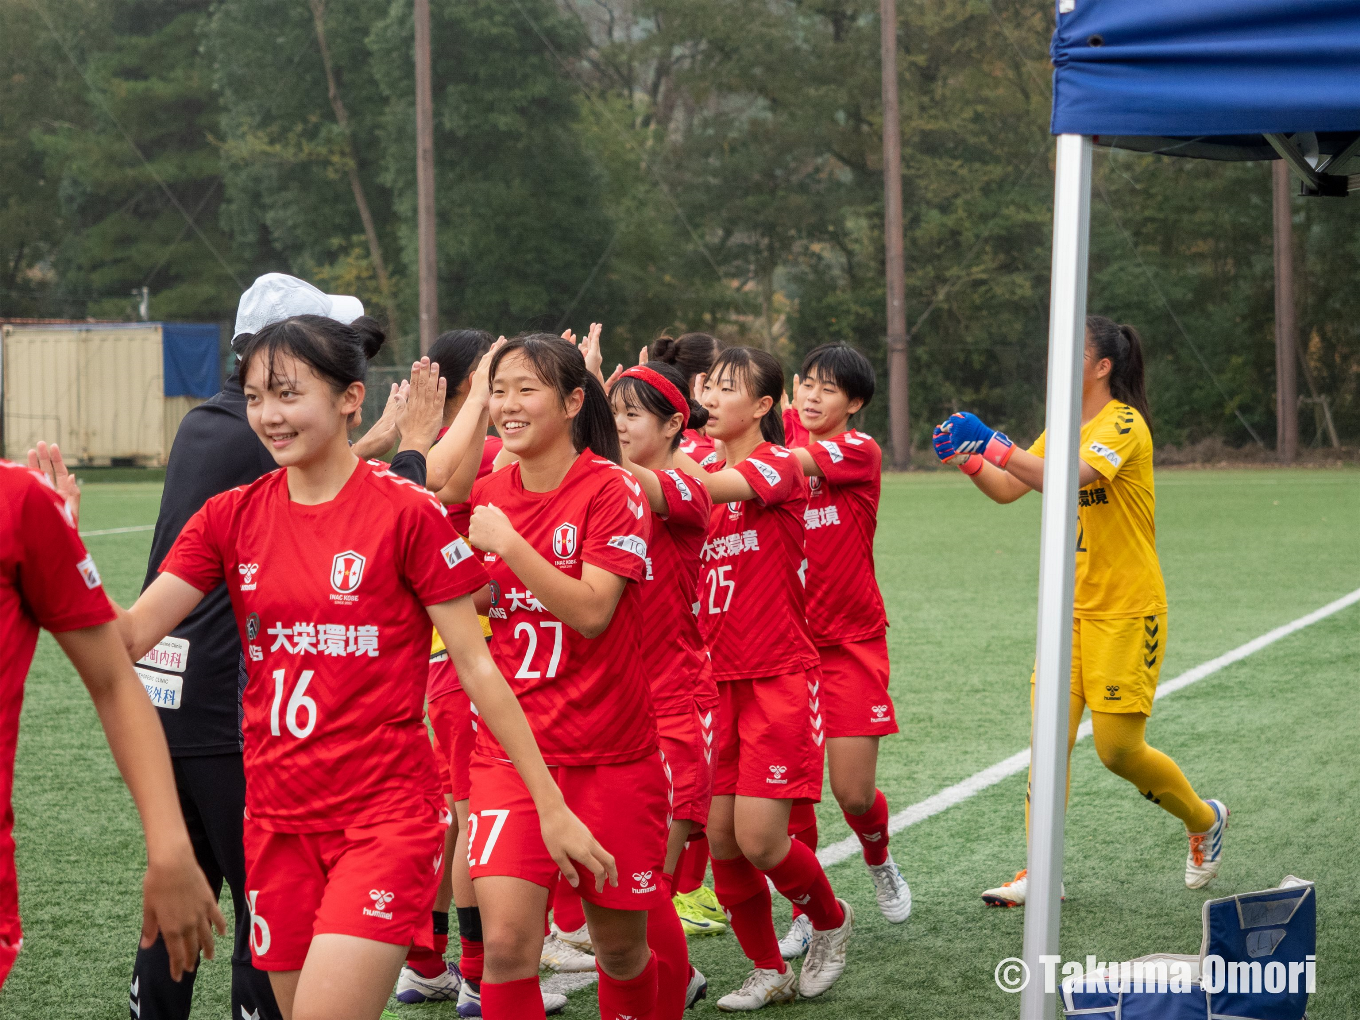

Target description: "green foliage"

left=3, top=0, right=1358, bottom=449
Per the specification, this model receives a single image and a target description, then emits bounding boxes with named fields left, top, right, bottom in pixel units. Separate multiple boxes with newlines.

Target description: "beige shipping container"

left=2, top=323, right=210, bottom=465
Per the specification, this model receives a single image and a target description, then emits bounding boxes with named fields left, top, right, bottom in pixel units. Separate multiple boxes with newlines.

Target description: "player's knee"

left=735, top=831, right=787, bottom=871
left=592, top=937, right=649, bottom=980
left=481, top=920, right=540, bottom=978
left=834, top=785, right=875, bottom=817
left=1094, top=738, right=1134, bottom=774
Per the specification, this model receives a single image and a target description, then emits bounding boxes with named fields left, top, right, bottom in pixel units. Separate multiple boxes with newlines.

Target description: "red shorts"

left=714, top=669, right=825, bottom=801
left=819, top=636, right=898, bottom=738
left=657, top=702, right=716, bottom=827
left=242, top=809, right=447, bottom=971
left=429, top=681, right=476, bottom=802
left=467, top=752, right=670, bottom=911
left=0, top=840, right=19, bottom=990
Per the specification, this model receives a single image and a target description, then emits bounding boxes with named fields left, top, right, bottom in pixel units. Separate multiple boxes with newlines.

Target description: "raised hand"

left=932, top=412, right=1014, bottom=467
left=468, top=502, right=520, bottom=558
left=28, top=441, right=80, bottom=527
left=397, top=358, right=447, bottom=452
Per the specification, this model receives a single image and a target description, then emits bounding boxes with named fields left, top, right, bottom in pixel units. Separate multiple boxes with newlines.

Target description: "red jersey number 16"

left=270, top=668, right=318, bottom=739
left=706, top=565, right=734, bottom=614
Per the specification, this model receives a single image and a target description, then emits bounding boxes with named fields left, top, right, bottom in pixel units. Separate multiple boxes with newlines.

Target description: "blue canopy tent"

left=1022, top=3, right=1360, bottom=1016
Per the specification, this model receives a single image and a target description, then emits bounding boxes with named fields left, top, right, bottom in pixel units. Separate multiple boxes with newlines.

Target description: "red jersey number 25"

left=706, top=565, right=735, bottom=614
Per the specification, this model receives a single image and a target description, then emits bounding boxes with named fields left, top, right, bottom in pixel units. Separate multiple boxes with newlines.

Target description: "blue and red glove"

left=932, top=412, right=1015, bottom=468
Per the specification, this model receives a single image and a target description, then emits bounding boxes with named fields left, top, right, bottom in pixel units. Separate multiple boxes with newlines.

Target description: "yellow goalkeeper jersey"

left=430, top=614, right=493, bottom=658
left=1029, top=400, right=1166, bottom=620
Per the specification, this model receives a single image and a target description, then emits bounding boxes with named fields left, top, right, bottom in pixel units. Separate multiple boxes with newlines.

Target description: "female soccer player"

left=933, top=315, right=1228, bottom=906
left=608, top=360, right=723, bottom=1008
left=673, top=347, right=853, bottom=1011
left=465, top=334, right=678, bottom=1020
left=1, top=454, right=225, bottom=991
left=116, top=316, right=611, bottom=1020
left=774, top=344, right=910, bottom=959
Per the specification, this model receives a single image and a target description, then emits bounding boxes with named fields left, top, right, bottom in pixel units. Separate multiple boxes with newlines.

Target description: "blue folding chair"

left=1062, top=877, right=1315, bottom=1020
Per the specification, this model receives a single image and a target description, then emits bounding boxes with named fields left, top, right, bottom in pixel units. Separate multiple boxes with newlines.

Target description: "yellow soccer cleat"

left=674, top=886, right=728, bottom=936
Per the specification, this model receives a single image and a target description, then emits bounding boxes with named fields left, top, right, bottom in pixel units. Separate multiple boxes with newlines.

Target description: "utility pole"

left=414, top=0, right=438, bottom=354
left=880, top=0, right=910, bottom=468
left=1272, top=161, right=1298, bottom=464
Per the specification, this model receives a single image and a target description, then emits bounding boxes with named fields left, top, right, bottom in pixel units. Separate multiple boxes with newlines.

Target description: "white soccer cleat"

left=1185, top=799, right=1229, bottom=889
left=542, top=988, right=568, bottom=1015
left=797, top=898, right=853, bottom=998
left=394, top=961, right=461, bottom=1003
left=867, top=853, right=912, bottom=923
left=553, top=921, right=594, bottom=954
left=980, top=869, right=1065, bottom=908
left=777, top=913, right=812, bottom=960
left=686, top=966, right=708, bottom=1009
left=715, top=966, right=797, bottom=1011
left=540, top=931, right=596, bottom=973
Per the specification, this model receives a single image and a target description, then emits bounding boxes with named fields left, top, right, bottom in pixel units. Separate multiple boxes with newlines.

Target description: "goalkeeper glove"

left=932, top=412, right=1015, bottom=468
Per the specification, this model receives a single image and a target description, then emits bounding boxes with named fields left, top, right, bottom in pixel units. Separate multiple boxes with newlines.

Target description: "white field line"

left=79, top=524, right=155, bottom=537
left=539, top=588, right=1360, bottom=1000
left=815, top=585, right=1360, bottom=870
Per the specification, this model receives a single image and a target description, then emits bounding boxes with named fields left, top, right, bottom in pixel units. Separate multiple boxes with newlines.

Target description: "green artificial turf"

left=3, top=468, right=1356, bottom=1019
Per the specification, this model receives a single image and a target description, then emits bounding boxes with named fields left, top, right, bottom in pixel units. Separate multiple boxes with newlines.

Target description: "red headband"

left=620, top=366, right=690, bottom=422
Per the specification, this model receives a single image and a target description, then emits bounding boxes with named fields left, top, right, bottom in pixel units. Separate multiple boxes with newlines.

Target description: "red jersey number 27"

left=706, top=565, right=734, bottom=614
left=514, top=620, right=563, bottom=678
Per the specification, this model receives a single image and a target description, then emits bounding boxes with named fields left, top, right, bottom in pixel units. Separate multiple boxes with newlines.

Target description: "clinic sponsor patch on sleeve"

left=75, top=554, right=102, bottom=590
left=607, top=534, right=649, bottom=560
left=746, top=458, right=781, bottom=487
left=1088, top=441, right=1123, bottom=468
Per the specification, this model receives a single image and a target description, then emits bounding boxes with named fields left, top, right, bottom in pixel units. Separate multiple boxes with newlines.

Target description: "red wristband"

left=982, top=432, right=1015, bottom=469
left=958, top=454, right=984, bottom=476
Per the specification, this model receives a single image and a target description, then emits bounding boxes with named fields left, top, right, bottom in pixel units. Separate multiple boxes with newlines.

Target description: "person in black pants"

left=129, top=300, right=443, bottom=1020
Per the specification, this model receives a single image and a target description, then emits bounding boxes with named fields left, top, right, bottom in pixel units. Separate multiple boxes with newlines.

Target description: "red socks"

left=458, top=935, right=484, bottom=983
left=647, top=880, right=691, bottom=1020
left=482, top=976, right=545, bottom=1019
left=597, top=950, right=658, bottom=1020
left=406, top=945, right=447, bottom=980
left=843, top=789, right=891, bottom=866
left=788, top=801, right=819, bottom=851
left=676, top=834, right=709, bottom=895
left=763, top=839, right=844, bottom=932
left=711, top=856, right=785, bottom=972
left=552, top=874, right=587, bottom=933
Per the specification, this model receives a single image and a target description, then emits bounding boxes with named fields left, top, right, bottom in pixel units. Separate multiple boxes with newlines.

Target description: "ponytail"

left=1086, top=315, right=1152, bottom=435
left=488, top=333, right=622, bottom=464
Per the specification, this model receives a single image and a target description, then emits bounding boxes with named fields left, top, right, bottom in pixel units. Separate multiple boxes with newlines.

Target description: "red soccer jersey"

left=445, top=433, right=504, bottom=538
left=471, top=450, right=657, bottom=766
left=161, top=459, right=488, bottom=833
left=1, top=463, right=115, bottom=960
left=641, top=468, right=714, bottom=715
left=698, top=442, right=819, bottom=681
left=802, top=430, right=888, bottom=646
left=679, top=429, right=718, bottom=466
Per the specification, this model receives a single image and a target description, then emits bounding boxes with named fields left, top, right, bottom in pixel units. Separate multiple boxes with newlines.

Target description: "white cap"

left=233, top=273, right=365, bottom=339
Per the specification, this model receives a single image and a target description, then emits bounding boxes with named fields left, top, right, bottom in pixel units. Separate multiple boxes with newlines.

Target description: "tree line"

left=3, top=0, right=1357, bottom=453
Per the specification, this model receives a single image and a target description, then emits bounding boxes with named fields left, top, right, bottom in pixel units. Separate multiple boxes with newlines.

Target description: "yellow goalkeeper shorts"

left=1031, top=613, right=1167, bottom=715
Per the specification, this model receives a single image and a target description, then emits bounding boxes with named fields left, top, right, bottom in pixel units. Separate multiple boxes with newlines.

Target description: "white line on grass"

left=815, top=585, right=1360, bottom=870
left=541, top=588, right=1360, bottom=1001
left=79, top=524, right=155, bottom=537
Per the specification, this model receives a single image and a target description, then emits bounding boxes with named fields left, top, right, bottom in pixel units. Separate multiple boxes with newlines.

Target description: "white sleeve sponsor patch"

left=818, top=440, right=844, bottom=463
left=138, top=636, right=189, bottom=673
left=746, top=458, right=781, bottom=487
left=607, top=534, right=648, bottom=560
left=441, top=538, right=474, bottom=568
left=664, top=469, right=693, bottom=501
left=1088, top=441, right=1122, bottom=468
left=699, top=452, right=719, bottom=467
left=76, top=554, right=102, bottom=590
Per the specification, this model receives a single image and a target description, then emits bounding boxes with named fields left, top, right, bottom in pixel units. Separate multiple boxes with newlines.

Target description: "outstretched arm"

left=53, top=623, right=226, bottom=979
left=428, top=596, right=617, bottom=892
left=115, top=573, right=207, bottom=662
left=671, top=450, right=757, bottom=504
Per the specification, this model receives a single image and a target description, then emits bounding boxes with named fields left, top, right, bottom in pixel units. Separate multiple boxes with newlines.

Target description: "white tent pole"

left=1020, top=132, right=1092, bottom=1020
